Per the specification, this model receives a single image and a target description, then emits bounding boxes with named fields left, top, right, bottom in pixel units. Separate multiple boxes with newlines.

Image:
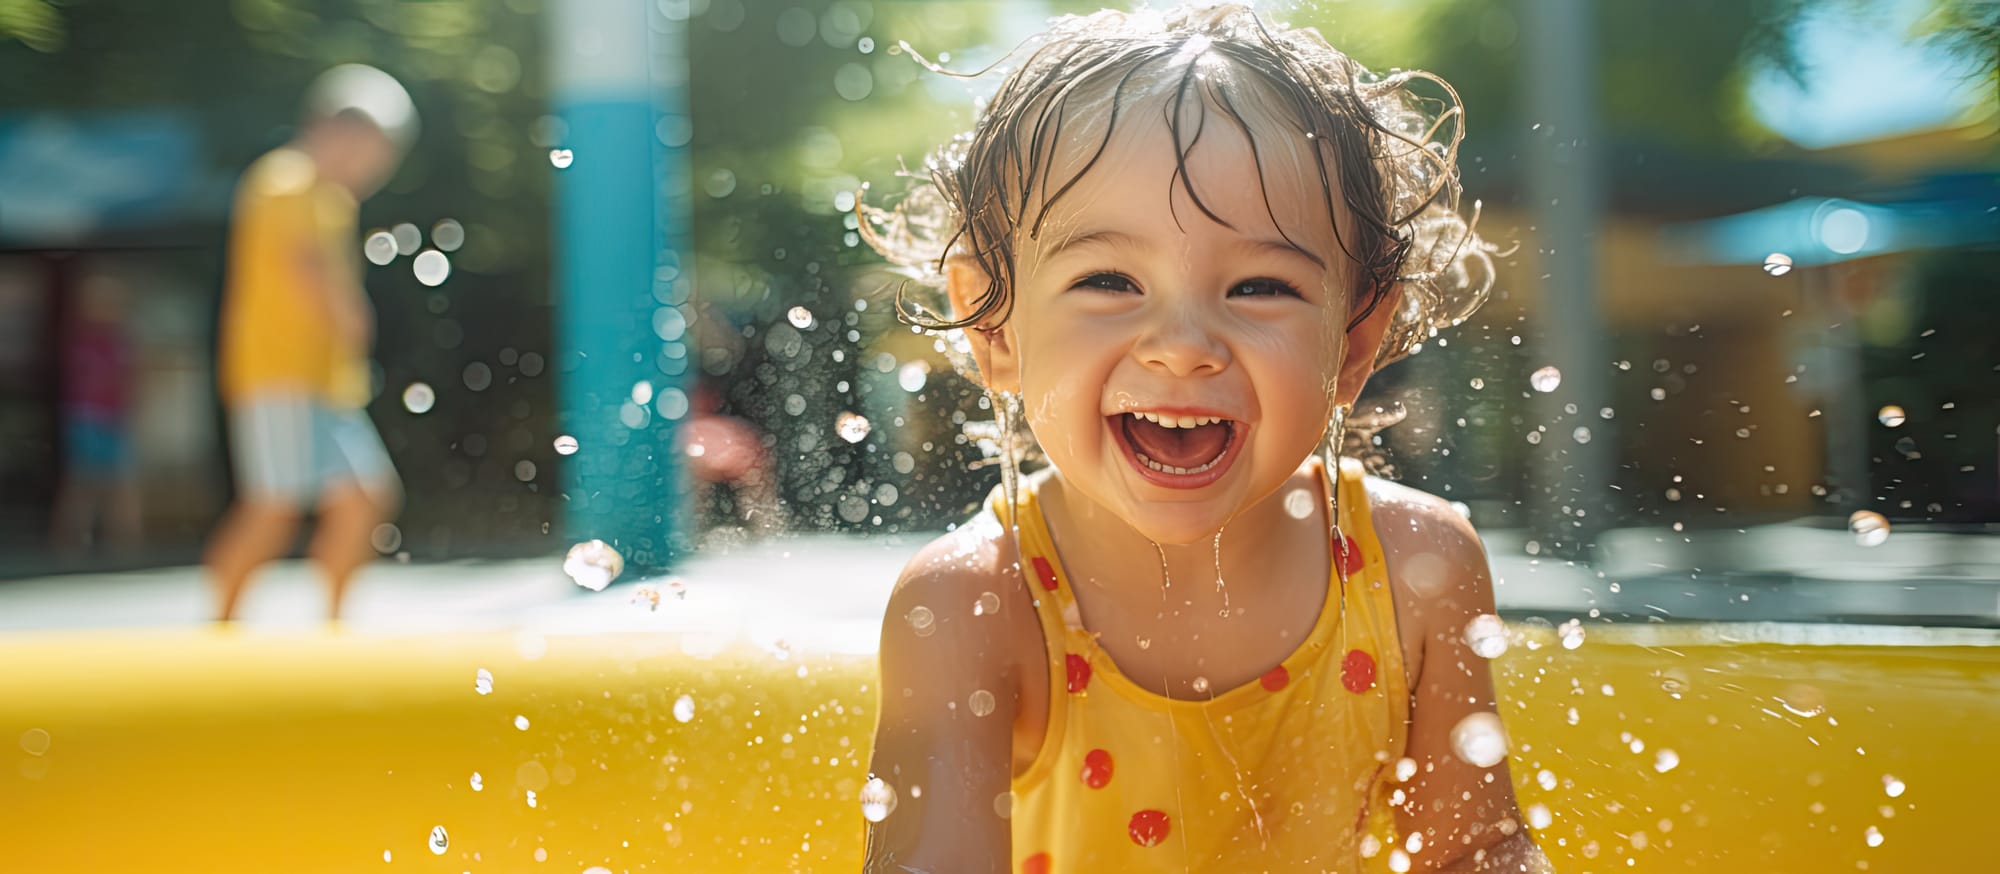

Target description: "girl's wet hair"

left=860, top=2, right=1494, bottom=379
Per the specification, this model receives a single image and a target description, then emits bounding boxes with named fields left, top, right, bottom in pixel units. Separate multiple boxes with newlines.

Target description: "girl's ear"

left=944, top=257, right=1022, bottom=394
left=1333, top=282, right=1403, bottom=410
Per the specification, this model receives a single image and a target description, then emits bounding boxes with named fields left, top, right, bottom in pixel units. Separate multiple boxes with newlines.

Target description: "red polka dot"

left=1032, top=556, right=1059, bottom=591
left=1128, top=809, right=1171, bottom=847
left=1260, top=665, right=1291, bottom=692
left=1022, top=852, right=1051, bottom=874
left=1066, top=653, right=1092, bottom=693
left=1335, top=534, right=1364, bottom=578
left=1081, top=749, right=1114, bottom=788
left=1342, top=648, right=1377, bottom=693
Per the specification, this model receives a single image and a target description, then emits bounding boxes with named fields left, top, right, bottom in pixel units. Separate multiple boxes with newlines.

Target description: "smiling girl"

left=858, top=5, right=1545, bottom=872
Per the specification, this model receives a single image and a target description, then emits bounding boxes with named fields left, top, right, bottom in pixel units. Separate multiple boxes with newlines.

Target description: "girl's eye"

left=1230, top=278, right=1303, bottom=299
left=1075, top=272, right=1139, bottom=293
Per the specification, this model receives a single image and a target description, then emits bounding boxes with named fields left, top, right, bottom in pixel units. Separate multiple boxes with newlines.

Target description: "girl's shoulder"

left=1361, top=472, right=1498, bottom=681
left=879, top=499, right=1047, bottom=669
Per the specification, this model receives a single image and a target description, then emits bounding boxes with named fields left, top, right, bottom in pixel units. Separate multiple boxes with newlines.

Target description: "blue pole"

left=551, top=0, right=694, bottom=571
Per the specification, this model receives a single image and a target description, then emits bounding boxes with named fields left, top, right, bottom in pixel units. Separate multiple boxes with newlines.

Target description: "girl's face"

left=968, top=96, right=1381, bottom=546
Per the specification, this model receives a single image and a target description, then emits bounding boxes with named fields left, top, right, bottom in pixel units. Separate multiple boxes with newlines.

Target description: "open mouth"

left=1108, top=411, right=1244, bottom=488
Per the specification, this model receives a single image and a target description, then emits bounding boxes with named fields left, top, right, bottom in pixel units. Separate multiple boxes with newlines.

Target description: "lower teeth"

left=1134, top=449, right=1223, bottom=476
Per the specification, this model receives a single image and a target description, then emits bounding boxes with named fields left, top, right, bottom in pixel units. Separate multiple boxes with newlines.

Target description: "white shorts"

left=230, top=395, right=398, bottom=506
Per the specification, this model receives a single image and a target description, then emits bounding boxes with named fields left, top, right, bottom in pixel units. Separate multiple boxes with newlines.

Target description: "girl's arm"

left=864, top=534, right=1020, bottom=873
left=1383, top=497, right=1555, bottom=873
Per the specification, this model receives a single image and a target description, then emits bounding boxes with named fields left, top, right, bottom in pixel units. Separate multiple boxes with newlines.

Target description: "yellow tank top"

left=998, top=455, right=1410, bottom=873
left=219, top=147, right=370, bottom=408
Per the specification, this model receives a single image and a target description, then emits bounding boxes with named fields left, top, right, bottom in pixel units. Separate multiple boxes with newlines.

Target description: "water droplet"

left=413, top=250, right=451, bottom=286
left=513, top=715, right=530, bottom=731
left=1529, top=365, right=1562, bottom=393
left=1469, top=377, right=1485, bottom=390
left=431, top=219, right=464, bottom=252
left=1192, top=676, right=1211, bottom=694
left=1654, top=749, right=1680, bottom=773
left=974, top=591, right=1001, bottom=616
left=1527, top=803, right=1552, bottom=829
left=897, top=361, right=929, bottom=393
left=1463, top=614, right=1509, bottom=659
left=1558, top=618, right=1585, bottom=650
left=673, top=694, right=695, bottom=723
left=1450, top=712, right=1509, bottom=767
left=1359, top=834, right=1383, bottom=858
left=364, top=230, right=398, bottom=265
left=19, top=728, right=50, bottom=757
left=428, top=825, right=448, bottom=855
left=857, top=36, right=875, bottom=53
left=514, top=460, right=537, bottom=482
left=1388, top=848, right=1412, bottom=872
left=402, top=382, right=436, bottom=414
left=1284, top=487, right=1315, bottom=520
left=836, top=411, right=872, bottom=443
left=787, top=306, right=814, bottom=329
left=469, top=771, right=482, bottom=791
left=860, top=777, right=898, bottom=822
left=370, top=523, right=403, bottom=554
left=526, top=790, right=538, bottom=808
left=1395, top=757, right=1419, bottom=782
left=969, top=689, right=996, bottom=717
left=474, top=668, right=493, bottom=695
left=1763, top=252, right=1793, bottom=276
left=1776, top=683, right=1825, bottom=718
left=1876, top=405, right=1906, bottom=428
left=549, top=148, right=574, bottom=169
left=383, top=850, right=392, bottom=862
left=553, top=434, right=579, bottom=456
left=1864, top=825, right=1884, bottom=847
left=391, top=223, right=421, bottom=255
left=905, top=605, right=936, bottom=637
left=563, top=539, right=624, bottom=591
left=1883, top=775, right=1905, bottom=798
left=462, top=361, right=492, bottom=391
left=1848, top=510, right=1890, bottom=547
left=1571, top=426, right=1592, bottom=444
left=992, top=790, right=1013, bottom=819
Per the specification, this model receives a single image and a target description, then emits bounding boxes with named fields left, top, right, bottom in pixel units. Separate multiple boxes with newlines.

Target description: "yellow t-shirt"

left=1000, top=455, right=1411, bottom=873
left=218, top=147, right=370, bottom=408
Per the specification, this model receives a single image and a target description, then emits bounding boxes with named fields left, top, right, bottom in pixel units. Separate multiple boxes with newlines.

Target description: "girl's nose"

left=1133, top=302, right=1230, bottom=377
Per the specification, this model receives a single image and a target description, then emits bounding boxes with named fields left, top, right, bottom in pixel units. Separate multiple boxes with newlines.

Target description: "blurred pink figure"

left=50, top=275, right=143, bottom=554
left=678, top=383, right=784, bottom=534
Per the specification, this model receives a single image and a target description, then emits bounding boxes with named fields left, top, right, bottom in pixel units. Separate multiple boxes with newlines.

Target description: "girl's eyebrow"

left=1042, top=226, right=1327, bottom=271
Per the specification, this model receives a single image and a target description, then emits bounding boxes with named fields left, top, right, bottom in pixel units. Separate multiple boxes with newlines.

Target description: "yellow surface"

left=1, top=624, right=1993, bottom=872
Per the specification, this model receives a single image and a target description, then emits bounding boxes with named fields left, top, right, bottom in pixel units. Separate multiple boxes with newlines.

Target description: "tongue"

left=1123, top=416, right=1229, bottom=469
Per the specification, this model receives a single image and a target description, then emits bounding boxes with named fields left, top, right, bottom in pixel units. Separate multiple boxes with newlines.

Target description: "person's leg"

left=206, top=397, right=312, bottom=622
left=205, top=499, right=301, bottom=622
left=308, top=407, right=401, bottom=622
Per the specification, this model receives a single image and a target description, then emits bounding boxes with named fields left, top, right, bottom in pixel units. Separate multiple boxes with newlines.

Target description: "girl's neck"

left=1037, top=464, right=1321, bottom=610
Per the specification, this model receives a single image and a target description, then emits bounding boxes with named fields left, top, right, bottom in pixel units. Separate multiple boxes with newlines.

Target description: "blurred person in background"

left=49, top=273, right=143, bottom=555
left=204, top=64, right=416, bottom=624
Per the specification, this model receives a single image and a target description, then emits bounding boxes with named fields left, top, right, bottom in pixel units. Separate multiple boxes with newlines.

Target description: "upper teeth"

left=1133, top=412, right=1226, bottom=429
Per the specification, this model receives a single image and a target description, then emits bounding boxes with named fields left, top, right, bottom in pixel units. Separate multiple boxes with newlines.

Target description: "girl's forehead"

left=1021, top=81, right=1347, bottom=265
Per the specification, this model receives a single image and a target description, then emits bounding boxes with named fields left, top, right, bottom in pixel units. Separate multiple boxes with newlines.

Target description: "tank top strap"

left=1326, top=454, right=1412, bottom=750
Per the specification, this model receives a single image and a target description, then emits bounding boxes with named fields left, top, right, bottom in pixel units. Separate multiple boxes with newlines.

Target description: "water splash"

left=860, top=777, right=898, bottom=822
left=1449, top=712, right=1509, bottom=767
left=563, top=540, right=625, bottom=590
left=1463, top=614, right=1508, bottom=659
left=1529, top=366, right=1562, bottom=393
left=1847, top=511, right=1891, bottom=547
